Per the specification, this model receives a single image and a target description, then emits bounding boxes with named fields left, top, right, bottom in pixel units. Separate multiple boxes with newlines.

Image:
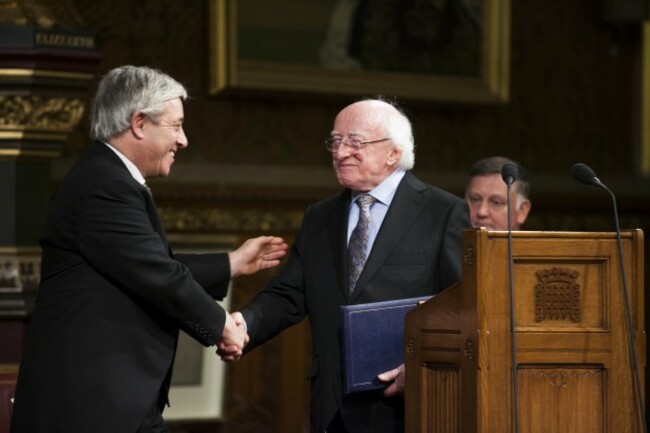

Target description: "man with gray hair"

left=465, top=155, right=532, bottom=230
left=220, top=98, right=470, bottom=433
left=11, top=65, right=287, bottom=433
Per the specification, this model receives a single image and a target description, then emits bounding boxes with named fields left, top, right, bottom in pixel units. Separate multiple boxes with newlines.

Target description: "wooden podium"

left=404, top=229, right=645, bottom=433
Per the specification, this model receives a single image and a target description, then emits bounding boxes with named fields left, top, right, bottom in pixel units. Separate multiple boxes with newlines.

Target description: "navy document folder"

left=341, top=295, right=432, bottom=394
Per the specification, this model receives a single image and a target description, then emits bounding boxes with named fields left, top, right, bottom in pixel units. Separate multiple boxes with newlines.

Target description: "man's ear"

left=516, top=199, right=531, bottom=226
left=131, top=112, right=148, bottom=139
left=386, top=147, right=401, bottom=166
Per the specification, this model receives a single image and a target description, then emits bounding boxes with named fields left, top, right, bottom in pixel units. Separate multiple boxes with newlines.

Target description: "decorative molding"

left=0, top=0, right=87, bottom=29
left=521, top=369, right=603, bottom=387
left=0, top=147, right=60, bottom=157
left=0, top=93, right=91, bottom=158
left=0, top=4, right=100, bottom=158
left=158, top=205, right=305, bottom=234
left=0, top=68, right=94, bottom=81
left=0, top=95, right=85, bottom=132
left=423, top=366, right=459, bottom=431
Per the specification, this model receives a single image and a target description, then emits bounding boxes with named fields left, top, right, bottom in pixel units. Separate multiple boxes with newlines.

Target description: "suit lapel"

left=327, top=190, right=352, bottom=299
left=350, top=172, right=427, bottom=301
left=142, top=187, right=172, bottom=254
left=95, top=142, right=171, bottom=254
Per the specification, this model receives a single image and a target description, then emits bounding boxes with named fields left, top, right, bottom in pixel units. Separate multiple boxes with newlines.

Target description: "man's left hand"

left=377, top=363, right=405, bottom=397
left=229, top=236, right=288, bottom=278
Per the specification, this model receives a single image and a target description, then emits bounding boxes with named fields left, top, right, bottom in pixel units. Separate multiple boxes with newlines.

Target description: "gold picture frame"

left=209, top=0, right=511, bottom=104
left=642, top=22, right=650, bottom=176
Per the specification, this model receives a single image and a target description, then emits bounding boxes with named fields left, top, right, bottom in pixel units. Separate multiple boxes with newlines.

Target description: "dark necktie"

left=348, top=193, right=375, bottom=293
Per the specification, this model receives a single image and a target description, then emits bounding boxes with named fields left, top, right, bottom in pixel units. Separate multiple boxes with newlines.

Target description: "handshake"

left=216, top=311, right=248, bottom=362
left=216, top=234, right=288, bottom=361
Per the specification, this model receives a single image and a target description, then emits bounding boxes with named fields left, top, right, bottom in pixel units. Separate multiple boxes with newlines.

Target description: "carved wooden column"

left=0, top=0, right=100, bottom=363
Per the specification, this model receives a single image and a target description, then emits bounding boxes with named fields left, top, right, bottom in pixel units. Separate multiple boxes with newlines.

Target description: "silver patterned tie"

left=348, top=193, right=376, bottom=293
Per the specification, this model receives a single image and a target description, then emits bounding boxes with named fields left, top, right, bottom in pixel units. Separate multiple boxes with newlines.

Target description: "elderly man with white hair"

left=221, top=98, right=470, bottom=433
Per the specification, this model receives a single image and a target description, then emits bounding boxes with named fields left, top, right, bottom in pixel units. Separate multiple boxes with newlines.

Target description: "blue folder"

left=341, top=295, right=432, bottom=394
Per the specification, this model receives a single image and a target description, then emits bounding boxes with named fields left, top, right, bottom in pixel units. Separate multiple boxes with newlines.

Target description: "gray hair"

left=89, top=65, right=188, bottom=141
left=468, top=155, right=530, bottom=199
left=362, top=98, right=415, bottom=170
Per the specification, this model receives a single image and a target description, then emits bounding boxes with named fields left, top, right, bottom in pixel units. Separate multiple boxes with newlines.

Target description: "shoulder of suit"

left=59, top=145, right=142, bottom=198
left=69, top=142, right=132, bottom=180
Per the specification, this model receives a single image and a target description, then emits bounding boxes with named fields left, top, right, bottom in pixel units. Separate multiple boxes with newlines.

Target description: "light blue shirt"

left=347, top=169, right=406, bottom=251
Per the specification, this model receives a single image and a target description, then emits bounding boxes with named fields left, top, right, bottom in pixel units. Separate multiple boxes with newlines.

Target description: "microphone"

left=502, top=163, right=519, bottom=186
left=570, top=162, right=601, bottom=187
left=502, top=162, right=520, bottom=433
left=571, top=163, right=647, bottom=433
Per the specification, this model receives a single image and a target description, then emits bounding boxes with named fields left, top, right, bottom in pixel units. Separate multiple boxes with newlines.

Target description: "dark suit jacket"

left=242, top=171, right=470, bottom=433
left=11, top=142, right=231, bottom=433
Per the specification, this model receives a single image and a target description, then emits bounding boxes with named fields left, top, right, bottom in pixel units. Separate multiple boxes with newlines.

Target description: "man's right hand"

left=217, top=312, right=247, bottom=362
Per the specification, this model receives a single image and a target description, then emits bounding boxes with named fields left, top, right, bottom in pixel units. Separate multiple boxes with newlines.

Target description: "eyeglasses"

left=325, top=137, right=391, bottom=152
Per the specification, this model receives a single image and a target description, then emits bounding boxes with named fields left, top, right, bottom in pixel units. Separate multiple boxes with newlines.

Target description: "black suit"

left=11, top=142, right=230, bottom=433
left=242, top=171, right=470, bottom=433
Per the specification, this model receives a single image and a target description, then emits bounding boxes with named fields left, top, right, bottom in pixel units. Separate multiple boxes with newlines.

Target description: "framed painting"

left=162, top=234, right=236, bottom=421
left=209, top=0, right=510, bottom=103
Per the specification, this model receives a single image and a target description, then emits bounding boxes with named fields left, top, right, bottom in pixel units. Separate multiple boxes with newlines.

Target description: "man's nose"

left=476, top=200, right=490, bottom=216
left=333, top=143, right=353, bottom=158
left=177, top=127, right=188, bottom=148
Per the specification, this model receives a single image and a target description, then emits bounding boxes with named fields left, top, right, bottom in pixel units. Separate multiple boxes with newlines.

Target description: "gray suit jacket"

left=242, top=171, right=470, bottom=433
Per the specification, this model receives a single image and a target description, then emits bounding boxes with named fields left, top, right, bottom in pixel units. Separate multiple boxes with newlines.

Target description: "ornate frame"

left=209, top=0, right=511, bottom=104
left=641, top=22, right=650, bottom=175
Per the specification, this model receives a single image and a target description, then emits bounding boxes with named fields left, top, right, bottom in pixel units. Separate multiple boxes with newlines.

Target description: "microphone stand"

left=572, top=163, right=647, bottom=432
left=505, top=181, right=521, bottom=433
left=598, top=180, right=648, bottom=433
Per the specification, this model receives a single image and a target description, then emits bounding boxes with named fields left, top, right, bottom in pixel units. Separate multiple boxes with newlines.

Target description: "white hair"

left=362, top=98, right=415, bottom=170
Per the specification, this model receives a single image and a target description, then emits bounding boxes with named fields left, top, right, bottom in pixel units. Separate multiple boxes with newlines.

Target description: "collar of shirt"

left=102, top=142, right=146, bottom=186
left=348, top=169, right=406, bottom=244
left=350, top=169, right=406, bottom=207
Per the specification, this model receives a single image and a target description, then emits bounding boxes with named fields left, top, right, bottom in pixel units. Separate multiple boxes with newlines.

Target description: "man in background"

left=222, top=98, right=470, bottom=433
left=465, top=155, right=531, bottom=230
left=11, top=65, right=287, bottom=433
